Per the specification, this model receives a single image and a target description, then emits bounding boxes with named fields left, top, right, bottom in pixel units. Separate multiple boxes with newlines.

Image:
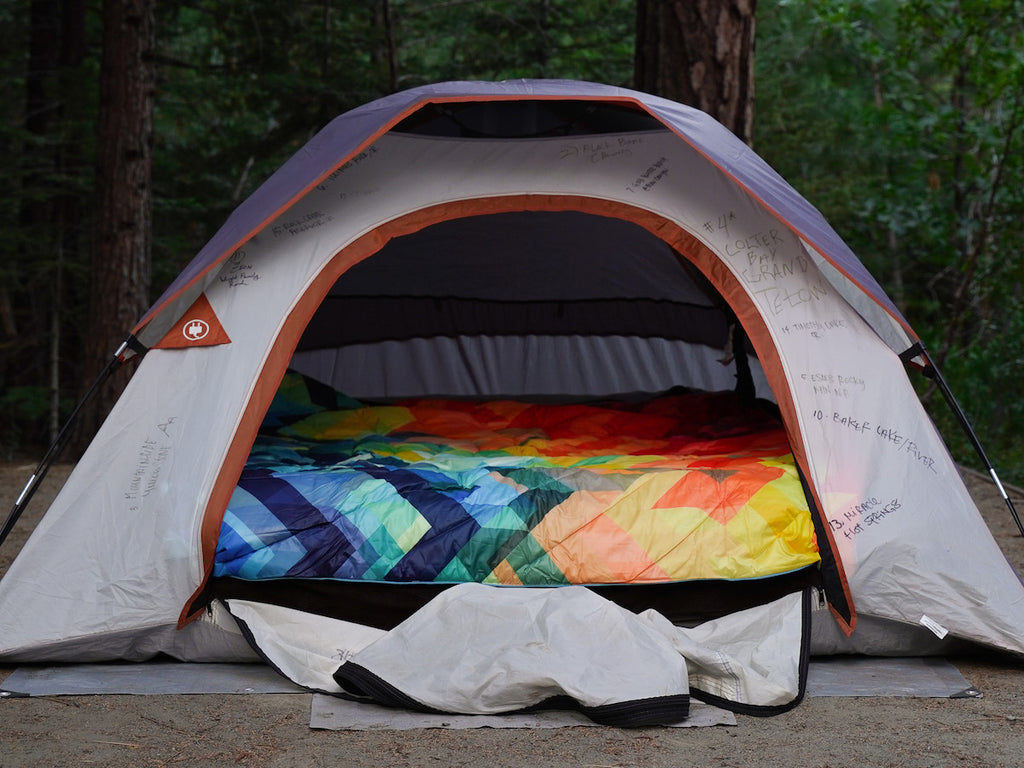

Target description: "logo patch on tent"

left=153, top=294, right=231, bottom=349
left=183, top=319, right=210, bottom=341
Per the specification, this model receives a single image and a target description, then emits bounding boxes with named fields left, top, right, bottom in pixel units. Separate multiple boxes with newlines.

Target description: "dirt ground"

left=1, top=461, right=1023, bottom=768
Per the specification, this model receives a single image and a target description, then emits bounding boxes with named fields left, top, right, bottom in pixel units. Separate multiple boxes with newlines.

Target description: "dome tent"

left=1, top=80, right=1021, bottom=722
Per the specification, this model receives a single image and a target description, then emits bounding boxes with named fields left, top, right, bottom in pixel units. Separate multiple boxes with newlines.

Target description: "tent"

left=2, top=80, right=1022, bottom=721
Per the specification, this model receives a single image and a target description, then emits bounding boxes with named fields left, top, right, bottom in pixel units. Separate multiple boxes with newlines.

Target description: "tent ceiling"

left=328, top=211, right=713, bottom=302
left=390, top=99, right=667, bottom=139
left=298, top=210, right=733, bottom=351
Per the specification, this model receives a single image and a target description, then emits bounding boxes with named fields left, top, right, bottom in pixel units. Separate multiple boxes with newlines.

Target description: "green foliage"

left=925, top=307, right=1024, bottom=484
left=0, top=2, right=98, bottom=459
left=759, top=0, right=1024, bottom=484
left=153, top=1, right=384, bottom=281
left=151, top=1, right=634, bottom=283
left=392, top=1, right=634, bottom=86
left=0, top=386, right=50, bottom=458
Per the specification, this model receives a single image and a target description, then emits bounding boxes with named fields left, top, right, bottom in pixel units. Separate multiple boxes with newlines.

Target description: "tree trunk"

left=373, top=0, right=399, bottom=94
left=78, top=0, right=155, bottom=447
left=14, top=0, right=61, bottom=392
left=635, top=0, right=757, bottom=146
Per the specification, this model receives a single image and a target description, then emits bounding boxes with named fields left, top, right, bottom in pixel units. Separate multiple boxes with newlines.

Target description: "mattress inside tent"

left=210, top=211, right=823, bottom=626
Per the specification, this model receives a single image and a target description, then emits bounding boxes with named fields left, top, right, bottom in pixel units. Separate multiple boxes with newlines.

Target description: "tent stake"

left=906, top=342, right=1024, bottom=538
left=0, top=340, right=132, bottom=551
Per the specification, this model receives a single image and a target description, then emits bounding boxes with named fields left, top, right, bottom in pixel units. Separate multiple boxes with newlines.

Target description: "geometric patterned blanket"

left=214, top=373, right=819, bottom=586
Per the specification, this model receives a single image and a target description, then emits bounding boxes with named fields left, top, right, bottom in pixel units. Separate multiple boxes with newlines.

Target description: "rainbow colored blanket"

left=214, top=374, right=819, bottom=585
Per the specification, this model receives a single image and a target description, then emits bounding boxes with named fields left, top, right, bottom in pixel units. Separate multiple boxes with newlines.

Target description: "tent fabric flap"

left=225, top=584, right=809, bottom=726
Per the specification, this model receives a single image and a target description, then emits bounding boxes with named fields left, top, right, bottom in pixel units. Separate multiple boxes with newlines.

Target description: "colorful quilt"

left=214, top=373, right=819, bottom=585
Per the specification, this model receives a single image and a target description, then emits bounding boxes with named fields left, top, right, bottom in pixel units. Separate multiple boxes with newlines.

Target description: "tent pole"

left=905, top=341, right=1024, bottom=538
left=0, top=338, right=135, bottom=552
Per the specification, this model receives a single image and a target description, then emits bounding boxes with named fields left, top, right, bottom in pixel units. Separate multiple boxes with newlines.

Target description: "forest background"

left=1, top=0, right=1022, bottom=486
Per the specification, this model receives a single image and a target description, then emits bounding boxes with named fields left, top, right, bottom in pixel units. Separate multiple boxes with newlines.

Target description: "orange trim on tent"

left=151, top=293, right=231, bottom=349
left=179, top=194, right=856, bottom=633
left=655, top=223, right=855, bottom=633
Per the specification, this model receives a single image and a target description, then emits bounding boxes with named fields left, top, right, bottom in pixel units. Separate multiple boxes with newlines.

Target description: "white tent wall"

left=0, top=184, right=337, bottom=660
left=770, top=271, right=1024, bottom=653
left=3, top=117, right=1024, bottom=662
left=0, top=346, right=265, bottom=661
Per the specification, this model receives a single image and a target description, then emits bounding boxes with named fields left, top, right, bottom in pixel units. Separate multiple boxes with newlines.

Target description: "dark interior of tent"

left=291, top=211, right=760, bottom=402
left=206, top=103, right=830, bottom=629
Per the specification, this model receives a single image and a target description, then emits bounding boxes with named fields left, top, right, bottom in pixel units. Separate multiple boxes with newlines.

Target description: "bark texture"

left=635, top=0, right=757, bottom=146
left=79, top=0, right=155, bottom=445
